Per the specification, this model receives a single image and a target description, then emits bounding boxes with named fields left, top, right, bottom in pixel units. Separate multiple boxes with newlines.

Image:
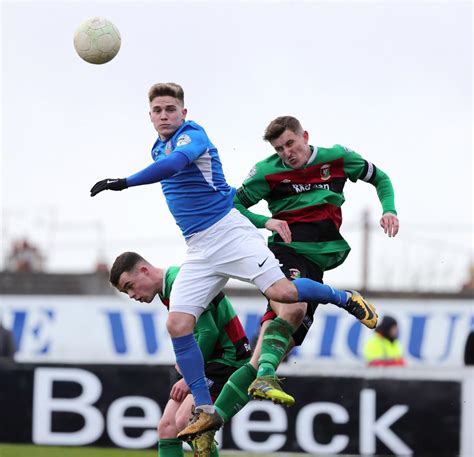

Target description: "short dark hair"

left=109, top=251, right=146, bottom=287
left=263, top=116, right=304, bottom=142
left=148, top=82, right=184, bottom=104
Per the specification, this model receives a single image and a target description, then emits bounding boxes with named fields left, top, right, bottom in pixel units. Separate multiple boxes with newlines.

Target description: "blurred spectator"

left=363, top=315, right=405, bottom=367
left=5, top=238, right=44, bottom=272
left=464, top=330, right=474, bottom=365
left=0, top=320, right=16, bottom=359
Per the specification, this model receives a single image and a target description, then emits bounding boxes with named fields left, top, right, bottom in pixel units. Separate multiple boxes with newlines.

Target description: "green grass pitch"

left=0, top=444, right=310, bottom=457
left=0, top=444, right=161, bottom=457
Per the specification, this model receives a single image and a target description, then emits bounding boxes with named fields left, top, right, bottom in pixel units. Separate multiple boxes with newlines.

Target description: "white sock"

left=197, top=404, right=215, bottom=414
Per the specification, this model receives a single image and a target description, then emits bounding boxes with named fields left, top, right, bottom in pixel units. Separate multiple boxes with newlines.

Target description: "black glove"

left=90, top=178, right=128, bottom=197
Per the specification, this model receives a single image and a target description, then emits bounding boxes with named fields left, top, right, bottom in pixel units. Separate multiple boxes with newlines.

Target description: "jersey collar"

left=307, top=145, right=318, bottom=164
left=158, top=267, right=168, bottom=301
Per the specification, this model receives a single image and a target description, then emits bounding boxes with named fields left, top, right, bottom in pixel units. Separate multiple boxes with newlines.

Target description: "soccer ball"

left=73, top=17, right=121, bottom=64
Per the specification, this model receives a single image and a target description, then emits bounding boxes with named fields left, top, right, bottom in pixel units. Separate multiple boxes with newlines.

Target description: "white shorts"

left=169, top=209, right=284, bottom=318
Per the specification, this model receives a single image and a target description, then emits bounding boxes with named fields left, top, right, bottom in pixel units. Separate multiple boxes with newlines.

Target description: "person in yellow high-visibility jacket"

left=364, top=315, right=405, bottom=367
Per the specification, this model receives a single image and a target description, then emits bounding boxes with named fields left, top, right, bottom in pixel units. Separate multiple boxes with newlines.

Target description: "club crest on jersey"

left=289, top=268, right=301, bottom=279
left=165, top=141, right=172, bottom=155
left=320, top=164, right=331, bottom=181
left=176, top=134, right=191, bottom=147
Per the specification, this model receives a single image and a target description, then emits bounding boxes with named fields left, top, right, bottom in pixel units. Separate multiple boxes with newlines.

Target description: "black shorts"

left=261, top=244, right=324, bottom=346
left=205, top=362, right=241, bottom=402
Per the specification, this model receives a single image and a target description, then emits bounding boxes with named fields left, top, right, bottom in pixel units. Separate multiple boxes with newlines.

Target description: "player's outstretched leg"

left=292, top=279, right=378, bottom=329
left=214, top=362, right=257, bottom=421
left=344, top=290, right=378, bottom=329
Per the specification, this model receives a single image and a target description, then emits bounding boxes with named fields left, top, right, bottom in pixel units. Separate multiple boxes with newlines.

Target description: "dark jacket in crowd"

left=0, top=323, right=16, bottom=359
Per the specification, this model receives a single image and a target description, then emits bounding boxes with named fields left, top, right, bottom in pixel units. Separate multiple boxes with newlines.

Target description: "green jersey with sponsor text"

left=159, top=266, right=251, bottom=367
left=234, top=145, right=396, bottom=271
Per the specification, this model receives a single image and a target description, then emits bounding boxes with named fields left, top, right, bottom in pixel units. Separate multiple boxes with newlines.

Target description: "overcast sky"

left=1, top=0, right=472, bottom=291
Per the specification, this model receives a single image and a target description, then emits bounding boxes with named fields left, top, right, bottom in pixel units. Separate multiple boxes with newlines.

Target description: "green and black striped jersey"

left=159, top=266, right=252, bottom=368
left=235, top=144, right=396, bottom=271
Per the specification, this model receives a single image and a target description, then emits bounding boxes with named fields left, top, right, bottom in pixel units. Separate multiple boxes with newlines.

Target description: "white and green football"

left=73, top=17, right=121, bottom=65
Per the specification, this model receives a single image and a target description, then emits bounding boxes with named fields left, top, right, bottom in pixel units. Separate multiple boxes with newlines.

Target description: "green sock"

left=158, top=438, right=183, bottom=457
left=257, top=317, right=295, bottom=377
left=210, top=442, right=219, bottom=457
left=214, top=363, right=257, bottom=422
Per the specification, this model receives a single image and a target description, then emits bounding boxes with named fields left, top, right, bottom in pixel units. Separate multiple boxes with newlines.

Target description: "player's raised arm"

left=367, top=167, right=399, bottom=237
left=342, top=145, right=399, bottom=238
left=90, top=152, right=190, bottom=197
